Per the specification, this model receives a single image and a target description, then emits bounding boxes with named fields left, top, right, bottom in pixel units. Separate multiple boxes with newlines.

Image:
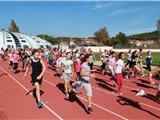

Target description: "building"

left=0, top=30, right=52, bottom=49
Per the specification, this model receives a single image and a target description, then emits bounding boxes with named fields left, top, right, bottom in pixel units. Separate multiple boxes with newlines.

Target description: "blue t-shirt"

left=146, top=55, right=152, bottom=65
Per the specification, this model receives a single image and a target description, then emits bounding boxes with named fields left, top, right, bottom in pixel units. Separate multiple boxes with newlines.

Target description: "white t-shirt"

left=81, top=62, right=91, bottom=81
left=56, top=57, right=66, bottom=65
left=115, top=59, right=124, bottom=73
left=8, top=53, right=13, bottom=61
left=62, top=59, right=73, bottom=73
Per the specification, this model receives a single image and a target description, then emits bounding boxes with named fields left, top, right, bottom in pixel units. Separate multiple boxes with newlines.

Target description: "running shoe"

left=88, top=107, right=93, bottom=112
left=66, top=92, right=69, bottom=99
left=136, top=90, right=145, bottom=96
left=37, top=101, right=43, bottom=108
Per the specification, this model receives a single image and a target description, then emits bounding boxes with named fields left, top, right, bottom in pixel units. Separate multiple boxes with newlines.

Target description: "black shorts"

left=144, top=64, right=151, bottom=71
left=9, top=61, right=13, bottom=66
left=101, top=62, right=106, bottom=69
left=13, top=63, right=18, bottom=70
left=31, top=75, right=42, bottom=86
left=48, top=59, right=53, bottom=66
left=129, top=62, right=136, bottom=68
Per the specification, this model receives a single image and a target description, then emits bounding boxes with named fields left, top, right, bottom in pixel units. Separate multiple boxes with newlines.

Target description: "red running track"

left=0, top=58, right=160, bottom=120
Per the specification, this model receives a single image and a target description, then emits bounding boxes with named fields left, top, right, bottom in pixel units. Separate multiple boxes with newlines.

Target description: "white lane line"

left=43, top=80, right=129, bottom=120
left=46, top=70, right=155, bottom=95
left=0, top=66, right=63, bottom=120
left=45, top=70, right=160, bottom=111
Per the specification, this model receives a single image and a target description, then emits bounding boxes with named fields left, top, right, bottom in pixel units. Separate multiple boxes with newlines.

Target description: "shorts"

left=129, top=62, right=136, bottom=68
left=143, top=64, right=151, bottom=71
left=101, top=62, right=106, bottom=69
left=62, top=72, right=71, bottom=82
left=146, top=64, right=151, bottom=71
left=74, top=81, right=92, bottom=97
left=13, top=63, right=18, bottom=70
left=31, top=74, right=42, bottom=86
left=109, top=67, right=115, bottom=78
left=9, top=61, right=13, bottom=66
left=48, top=59, right=53, bottom=66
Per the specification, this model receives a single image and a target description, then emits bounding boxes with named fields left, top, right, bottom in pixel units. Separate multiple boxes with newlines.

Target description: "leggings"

left=116, top=73, right=123, bottom=93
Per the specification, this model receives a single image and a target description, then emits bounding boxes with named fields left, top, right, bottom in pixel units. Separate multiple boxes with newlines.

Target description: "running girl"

left=108, top=51, right=117, bottom=86
left=61, top=51, right=74, bottom=99
left=79, top=54, right=95, bottom=112
left=143, top=51, right=155, bottom=84
left=48, top=50, right=54, bottom=69
left=115, top=52, right=125, bottom=95
left=12, top=50, right=19, bottom=73
left=24, top=49, right=46, bottom=108
left=125, top=49, right=132, bottom=67
left=8, top=50, right=13, bottom=69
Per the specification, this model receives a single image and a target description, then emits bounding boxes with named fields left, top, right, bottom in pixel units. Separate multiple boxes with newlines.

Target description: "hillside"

left=128, top=31, right=160, bottom=40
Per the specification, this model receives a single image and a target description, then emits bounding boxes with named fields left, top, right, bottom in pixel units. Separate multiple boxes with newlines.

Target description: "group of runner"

left=0, top=47, right=159, bottom=112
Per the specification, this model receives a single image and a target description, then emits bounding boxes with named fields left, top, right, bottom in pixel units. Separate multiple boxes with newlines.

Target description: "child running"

left=12, top=50, right=19, bottom=73
left=24, top=49, right=46, bottom=108
left=78, top=54, right=95, bottom=112
left=8, top=50, right=13, bottom=69
left=108, top=51, right=116, bottom=85
left=61, top=51, right=74, bottom=99
left=143, top=51, right=155, bottom=84
left=115, top=52, right=125, bottom=95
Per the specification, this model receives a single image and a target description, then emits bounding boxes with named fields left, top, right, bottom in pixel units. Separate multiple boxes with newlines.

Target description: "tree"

left=110, top=37, right=119, bottom=45
left=115, top=32, right=128, bottom=44
left=9, top=19, right=20, bottom=32
left=37, top=34, right=60, bottom=45
left=94, top=27, right=110, bottom=45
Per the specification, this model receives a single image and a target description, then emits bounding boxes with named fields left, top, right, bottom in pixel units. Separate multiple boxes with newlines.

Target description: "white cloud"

left=107, top=8, right=144, bottom=16
left=92, top=2, right=113, bottom=10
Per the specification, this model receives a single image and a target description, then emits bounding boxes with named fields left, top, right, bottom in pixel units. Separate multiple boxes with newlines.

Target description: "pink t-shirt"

left=12, top=53, right=19, bottom=63
left=54, top=51, right=59, bottom=61
left=108, top=57, right=116, bottom=68
left=75, top=59, right=81, bottom=73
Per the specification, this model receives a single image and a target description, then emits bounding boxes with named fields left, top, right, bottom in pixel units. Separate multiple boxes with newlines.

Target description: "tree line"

left=7, top=19, right=160, bottom=46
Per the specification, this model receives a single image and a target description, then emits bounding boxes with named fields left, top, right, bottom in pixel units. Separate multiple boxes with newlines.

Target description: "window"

left=19, top=37, right=23, bottom=39
left=40, top=45, right=44, bottom=48
left=6, top=37, right=11, bottom=39
left=23, top=45, right=29, bottom=49
left=36, top=41, right=40, bottom=43
left=46, top=45, right=51, bottom=49
left=21, top=40, right=26, bottom=42
left=7, top=40, right=12, bottom=42
left=7, top=45, right=11, bottom=48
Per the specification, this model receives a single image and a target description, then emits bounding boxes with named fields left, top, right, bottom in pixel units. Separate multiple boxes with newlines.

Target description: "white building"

left=0, top=30, right=52, bottom=49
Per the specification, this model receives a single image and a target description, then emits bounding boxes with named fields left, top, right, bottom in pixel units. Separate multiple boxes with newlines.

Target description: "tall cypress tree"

left=9, top=19, right=20, bottom=32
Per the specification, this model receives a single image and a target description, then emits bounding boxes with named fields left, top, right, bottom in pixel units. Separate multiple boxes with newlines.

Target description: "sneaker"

left=37, top=101, right=43, bottom=108
left=136, top=90, right=145, bottom=96
left=66, top=92, right=69, bottom=99
left=88, top=106, right=93, bottom=112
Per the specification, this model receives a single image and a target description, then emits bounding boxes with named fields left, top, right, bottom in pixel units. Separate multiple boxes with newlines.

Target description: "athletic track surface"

left=0, top=57, right=159, bottom=120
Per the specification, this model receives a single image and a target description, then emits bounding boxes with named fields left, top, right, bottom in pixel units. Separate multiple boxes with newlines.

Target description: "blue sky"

left=0, top=1, right=160, bottom=37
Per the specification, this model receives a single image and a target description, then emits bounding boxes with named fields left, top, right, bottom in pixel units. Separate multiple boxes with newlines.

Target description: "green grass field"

left=94, top=52, right=160, bottom=66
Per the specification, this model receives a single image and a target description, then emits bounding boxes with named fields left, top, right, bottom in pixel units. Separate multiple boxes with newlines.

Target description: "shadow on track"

left=26, top=89, right=44, bottom=104
left=117, top=96, right=160, bottom=119
left=56, top=83, right=90, bottom=114
left=131, top=90, right=160, bottom=104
